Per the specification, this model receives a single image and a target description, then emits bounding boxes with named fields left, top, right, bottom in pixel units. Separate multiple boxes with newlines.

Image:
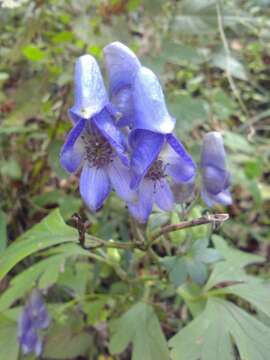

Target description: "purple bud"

left=20, top=326, right=42, bottom=356
left=201, top=132, right=232, bottom=207
left=28, top=289, right=50, bottom=329
left=17, top=289, right=50, bottom=356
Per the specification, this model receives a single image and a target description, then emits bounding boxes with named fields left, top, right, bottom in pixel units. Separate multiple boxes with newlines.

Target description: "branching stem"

left=151, top=213, right=229, bottom=242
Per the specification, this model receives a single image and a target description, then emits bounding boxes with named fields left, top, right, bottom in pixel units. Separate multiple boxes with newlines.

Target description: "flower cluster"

left=17, top=289, right=50, bottom=356
left=60, top=42, right=232, bottom=223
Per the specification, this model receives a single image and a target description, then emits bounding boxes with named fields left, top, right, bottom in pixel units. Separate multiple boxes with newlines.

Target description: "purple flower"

left=17, top=290, right=50, bottom=356
left=69, top=55, right=109, bottom=124
left=60, top=55, right=135, bottom=211
left=103, top=41, right=141, bottom=128
left=105, top=45, right=196, bottom=222
left=127, top=134, right=196, bottom=223
left=103, top=41, right=141, bottom=127
left=128, top=66, right=196, bottom=191
left=201, top=132, right=232, bottom=206
left=61, top=45, right=196, bottom=221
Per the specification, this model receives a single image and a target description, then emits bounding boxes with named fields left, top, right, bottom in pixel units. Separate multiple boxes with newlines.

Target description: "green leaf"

left=169, top=95, right=209, bottom=132
left=204, top=261, right=256, bottom=292
left=43, top=323, right=91, bottom=359
left=172, top=0, right=219, bottom=35
left=212, top=51, right=248, bottom=81
left=223, top=132, right=254, bottom=154
left=3, top=78, right=48, bottom=126
left=191, top=238, right=222, bottom=264
left=204, top=236, right=264, bottom=291
left=178, top=283, right=206, bottom=317
left=109, top=302, right=169, bottom=360
left=32, top=190, right=82, bottom=220
left=127, top=0, right=141, bottom=11
left=161, top=42, right=209, bottom=65
left=161, top=256, right=188, bottom=287
left=22, top=45, right=46, bottom=62
left=0, top=315, right=19, bottom=360
left=0, top=209, right=77, bottom=280
left=220, top=282, right=270, bottom=318
left=211, top=89, right=236, bottom=120
left=48, top=140, right=69, bottom=179
left=172, top=0, right=256, bottom=36
left=195, top=249, right=222, bottom=264
left=244, top=159, right=263, bottom=179
left=0, top=210, right=7, bottom=255
left=51, top=31, right=74, bottom=43
left=186, top=259, right=207, bottom=285
left=83, top=297, right=109, bottom=325
left=0, top=72, right=9, bottom=82
left=212, top=235, right=264, bottom=267
left=169, top=297, right=270, bottom=360
left=0, top=159, right=22, bottom=180
left=0, top=253, right=69, bottom=312
left=57, top=262, right=92, bottom=296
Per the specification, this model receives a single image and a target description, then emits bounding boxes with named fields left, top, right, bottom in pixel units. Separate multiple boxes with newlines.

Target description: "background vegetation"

left=0, top=0, right=270, bottom=359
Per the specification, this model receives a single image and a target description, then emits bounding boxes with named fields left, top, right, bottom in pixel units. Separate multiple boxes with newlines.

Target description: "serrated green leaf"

left=0, top=209, right=77, bottom=280
left=169, top=297, right=270, bottom=360
left=109, top=302, right=169, bottom=360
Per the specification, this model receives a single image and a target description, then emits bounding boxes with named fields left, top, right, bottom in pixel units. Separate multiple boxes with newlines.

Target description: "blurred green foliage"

left=0, top=0, right=270, bottom=359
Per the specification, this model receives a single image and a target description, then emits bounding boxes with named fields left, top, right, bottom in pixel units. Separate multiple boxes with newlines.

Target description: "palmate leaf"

left=0, top=209, right=78, bottom=280
left=212, top=235, right=264, bottom=267
left=109, top=302, right=169, bottom=360
left=169, top=297, right=270, bottom=360
left=204, top=235, right=264, bottom=291
left=221, top=282, right=270, bottom=318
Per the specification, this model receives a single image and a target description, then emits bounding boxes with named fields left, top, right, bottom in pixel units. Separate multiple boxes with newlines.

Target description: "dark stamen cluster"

left=146, top=159, right=165, bottom=181
left=83, top=132, right=114, bottom=168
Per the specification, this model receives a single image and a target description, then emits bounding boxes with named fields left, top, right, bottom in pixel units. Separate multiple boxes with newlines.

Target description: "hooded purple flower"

left=17, top=289, right=50, bottom=356
left=128, top=66, right=196, bottom=189
left=60, top=55, right=135, bottom=211
left=127, top=135, right=196, bottom=223
left=104, top=43, right=196, bottom=222
left=103, top=41, right=141, bottom=128
left=201, top=132, right=232, bottom=207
